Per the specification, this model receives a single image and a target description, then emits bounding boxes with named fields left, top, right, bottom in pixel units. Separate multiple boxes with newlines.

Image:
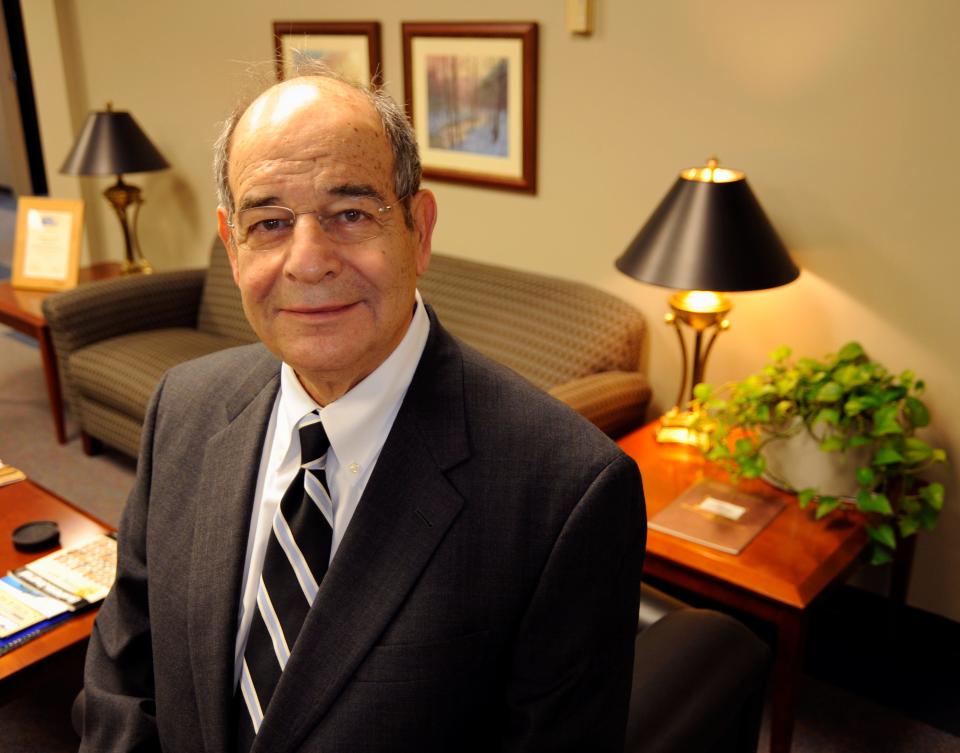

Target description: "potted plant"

left=691, top=342, right=947, bottom=565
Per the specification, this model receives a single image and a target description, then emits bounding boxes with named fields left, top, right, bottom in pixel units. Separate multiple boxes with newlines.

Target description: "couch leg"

left=81, top=432, right=102, bottom=456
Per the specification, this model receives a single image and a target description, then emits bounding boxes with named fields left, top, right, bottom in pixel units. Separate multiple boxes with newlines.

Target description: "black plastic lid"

left=12, top=520, right=60, bottom=552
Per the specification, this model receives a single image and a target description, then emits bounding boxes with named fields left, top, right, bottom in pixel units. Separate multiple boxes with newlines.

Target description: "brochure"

left=0, top=459, right=26, bottom=488
left=0, top=533, right=117, bottom=644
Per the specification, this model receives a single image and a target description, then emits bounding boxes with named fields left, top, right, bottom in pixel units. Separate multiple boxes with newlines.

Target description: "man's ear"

left=217, top=206, right=240, bottom=284
left=409, top=189, right=437, bottom=277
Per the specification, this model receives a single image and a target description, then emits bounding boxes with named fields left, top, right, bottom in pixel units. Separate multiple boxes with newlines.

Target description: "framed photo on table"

left=402, top=22, right=538, bottom=194
left=273, top=21, right=383, bottom=86
left=11, top=197, right=83, bottom=292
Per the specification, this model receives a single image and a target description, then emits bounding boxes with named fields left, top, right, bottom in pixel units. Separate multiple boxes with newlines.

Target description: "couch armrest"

left=42, top=269, right=206, bottom=352
left=548, top=371, right=652, bottom=439
left=626, top=608, right=771, bottom=753
left=42, top=269, right=206, bottom=423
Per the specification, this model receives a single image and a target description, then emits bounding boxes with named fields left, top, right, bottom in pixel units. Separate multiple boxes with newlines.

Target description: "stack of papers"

left=0, top=534, right=117, bottom=653
left=0, top=459, right=26, bottom=488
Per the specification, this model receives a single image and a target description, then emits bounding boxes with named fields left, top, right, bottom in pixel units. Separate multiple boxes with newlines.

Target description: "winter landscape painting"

left=403, top=23, right=538, bottom=193
left=426, top=55, right=509, bottom=157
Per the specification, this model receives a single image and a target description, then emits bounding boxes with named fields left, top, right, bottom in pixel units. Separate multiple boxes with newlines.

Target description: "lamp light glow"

left=673, top=290, right=729, bottom=314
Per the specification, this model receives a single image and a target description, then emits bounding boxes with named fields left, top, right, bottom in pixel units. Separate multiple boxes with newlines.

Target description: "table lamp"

left=60, top=103, right=169, bottom=274
left=615, top=157, right=799, bottom=445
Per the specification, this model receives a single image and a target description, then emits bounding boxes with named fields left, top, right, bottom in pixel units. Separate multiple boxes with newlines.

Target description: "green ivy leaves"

left=690, top=341, right=949, bottom=567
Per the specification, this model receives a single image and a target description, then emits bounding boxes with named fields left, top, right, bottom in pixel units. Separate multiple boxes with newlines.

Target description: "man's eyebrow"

left=237, top=196, right=280, bottom=213
left=329, top=184, right=386, bottom=203
left=235, top=185, right=386, bottom=212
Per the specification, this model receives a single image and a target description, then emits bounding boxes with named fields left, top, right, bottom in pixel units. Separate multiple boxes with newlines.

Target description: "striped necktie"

left=236, top=411, right=332, bottom=751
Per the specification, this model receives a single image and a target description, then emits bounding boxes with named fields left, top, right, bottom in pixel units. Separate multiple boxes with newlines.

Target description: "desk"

left=619, top=421, right=868, bottom=753
left=0, top=263, right=122, bottom=443
left=0, top=479, right=114, bottom=681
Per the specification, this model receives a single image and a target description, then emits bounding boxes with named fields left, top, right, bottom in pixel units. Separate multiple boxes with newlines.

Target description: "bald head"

left=237, top=76, right=372, bottom=141
left=213, top=65, right=421, bottom=226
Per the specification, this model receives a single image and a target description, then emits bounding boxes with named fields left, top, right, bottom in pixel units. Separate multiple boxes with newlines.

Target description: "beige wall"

left=26, top=0, right=960, bottom=620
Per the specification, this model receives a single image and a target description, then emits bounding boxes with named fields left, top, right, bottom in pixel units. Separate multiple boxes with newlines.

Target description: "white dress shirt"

left=233, top=292, right=430, bottom=683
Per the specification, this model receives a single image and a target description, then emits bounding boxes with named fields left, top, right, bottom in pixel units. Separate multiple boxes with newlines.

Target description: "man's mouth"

left=281, top=302, right=359, bottom=319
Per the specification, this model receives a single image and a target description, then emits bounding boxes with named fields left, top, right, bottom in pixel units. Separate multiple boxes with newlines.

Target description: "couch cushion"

left=419, top=254, right=645, bottom=391
left=70, top=328, right=247, bottom=420
left=197, top=237, right=257, bottom=343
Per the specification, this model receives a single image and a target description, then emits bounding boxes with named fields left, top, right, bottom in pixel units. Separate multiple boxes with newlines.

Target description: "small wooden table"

left=0, top=479, right=114, bottom=681
left=619, top=421, right=868, bottom=753
left=0, top=263, right=121, bottom=443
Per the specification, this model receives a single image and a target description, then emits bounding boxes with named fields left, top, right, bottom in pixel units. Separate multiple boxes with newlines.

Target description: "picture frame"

left=273, top=21, right=383, bottom=87
left=402, top=22, right=538, bottom=193
left=11, top=197, right=84, bottom=292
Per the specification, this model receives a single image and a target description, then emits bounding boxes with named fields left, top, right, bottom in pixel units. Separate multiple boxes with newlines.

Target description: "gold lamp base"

left=656, top=290, right=732, bottom=446
left=121, top=257, right=154, bottom=274
left=655, top=407, right=709, bottom=448
left=104, top=176, right=153, bottom=275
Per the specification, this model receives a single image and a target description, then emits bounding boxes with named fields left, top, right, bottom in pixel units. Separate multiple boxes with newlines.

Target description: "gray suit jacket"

left=81, top=313, right=645, bottom=752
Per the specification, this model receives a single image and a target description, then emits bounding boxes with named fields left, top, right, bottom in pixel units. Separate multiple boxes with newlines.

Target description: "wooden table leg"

left=769, top=606, right=807, bottom=753
left=37, top=324, right=67, bottom=444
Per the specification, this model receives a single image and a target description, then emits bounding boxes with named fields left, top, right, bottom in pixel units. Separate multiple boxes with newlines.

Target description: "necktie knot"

left=298, top=411, right=329, bottom=465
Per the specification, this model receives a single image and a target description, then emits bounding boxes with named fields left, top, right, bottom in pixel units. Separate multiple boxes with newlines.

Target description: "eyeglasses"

left=228, top=197, right=403, bottom=251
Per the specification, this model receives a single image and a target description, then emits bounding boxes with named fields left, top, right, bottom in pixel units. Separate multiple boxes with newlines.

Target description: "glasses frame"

left=227, top=197, right=406, bottom=250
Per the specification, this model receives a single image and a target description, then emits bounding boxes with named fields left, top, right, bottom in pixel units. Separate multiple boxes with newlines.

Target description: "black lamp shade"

left=616, top=172, right=799, bottom=292
left=60, top=110, right=169, bottom=176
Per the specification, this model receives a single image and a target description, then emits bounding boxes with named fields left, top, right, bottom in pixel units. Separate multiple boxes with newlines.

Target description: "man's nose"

left=283, top=214, right=342, bottom=282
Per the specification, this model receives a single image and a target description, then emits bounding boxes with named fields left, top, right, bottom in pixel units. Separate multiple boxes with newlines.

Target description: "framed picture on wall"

left=11, top=197, right=84, bottom=292
left=402, top=22, right=538, bottom=193
left=273, top=21, right=383, bottom=86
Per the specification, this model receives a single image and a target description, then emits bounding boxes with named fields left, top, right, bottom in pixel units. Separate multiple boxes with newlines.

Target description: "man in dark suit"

left=80, top=67, right=645, bottom=752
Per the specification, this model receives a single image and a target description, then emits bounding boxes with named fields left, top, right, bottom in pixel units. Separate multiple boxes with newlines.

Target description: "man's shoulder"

left=165, top=342, right=276, bottom=381
left=160, top=342, right=278, bottom=403
left=449, top=333, right=623, bottom=461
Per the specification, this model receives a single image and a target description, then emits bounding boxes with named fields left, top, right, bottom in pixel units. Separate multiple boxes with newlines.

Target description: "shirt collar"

left=278, top=290, right=430, bottom=469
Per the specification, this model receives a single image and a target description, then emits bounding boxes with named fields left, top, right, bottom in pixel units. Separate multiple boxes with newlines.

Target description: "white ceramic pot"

left=761, top=424, right=870, bottom=499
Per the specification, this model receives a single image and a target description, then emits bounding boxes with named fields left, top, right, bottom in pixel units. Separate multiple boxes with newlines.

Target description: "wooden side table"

left=619, top=421, right=868, bottom=753
left=0, top=263, right=121, bottom=443
left=0, top=479, right=115, bottom=681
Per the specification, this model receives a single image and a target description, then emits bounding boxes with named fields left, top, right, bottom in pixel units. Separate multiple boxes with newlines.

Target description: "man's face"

left=218, top=78, right=436, bottom=404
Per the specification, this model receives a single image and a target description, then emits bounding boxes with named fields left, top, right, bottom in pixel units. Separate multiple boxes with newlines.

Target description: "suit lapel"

left=254, top=315, right=472, bottom=752
left=186, top=347, right=281, bottom=753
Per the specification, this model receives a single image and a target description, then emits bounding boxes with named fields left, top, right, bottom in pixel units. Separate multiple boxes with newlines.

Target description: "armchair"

left=628, top=585, right=771, bottom=753
left=42, top=238, right=254, bottom=456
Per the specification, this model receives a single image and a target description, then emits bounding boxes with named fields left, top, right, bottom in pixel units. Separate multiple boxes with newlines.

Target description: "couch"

left=43, top=238, right=651, bottom=458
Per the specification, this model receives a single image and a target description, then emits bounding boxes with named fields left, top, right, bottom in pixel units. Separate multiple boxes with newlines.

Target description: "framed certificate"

left=11, top=197, right=84, bottom=292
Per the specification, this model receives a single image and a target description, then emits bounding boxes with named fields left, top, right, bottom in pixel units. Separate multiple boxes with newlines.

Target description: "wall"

left=23, top=0, right=960, bottom=621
